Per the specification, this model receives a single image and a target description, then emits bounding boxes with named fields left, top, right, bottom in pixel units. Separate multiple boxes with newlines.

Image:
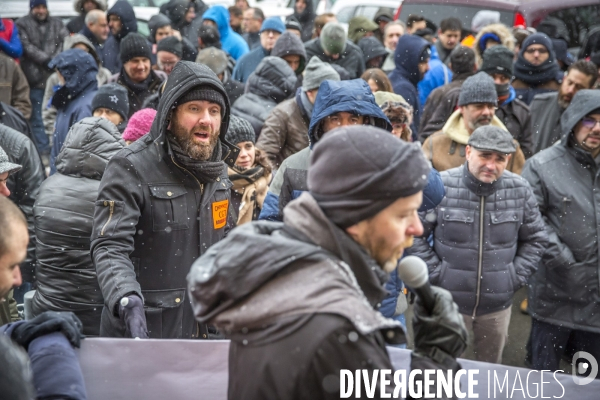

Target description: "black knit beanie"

left=481, top=45, right=514, bottom=78
left=92, top=83, right=129, bottom=121
left=157, top=36, right=183, bottom=58
left=225, top=115, right=255, bottom=145
left=308, top=125, right=430, bottom=229
left=120, top=33, right=152, bottom=64
left=177, top=85, right=227, bottom=115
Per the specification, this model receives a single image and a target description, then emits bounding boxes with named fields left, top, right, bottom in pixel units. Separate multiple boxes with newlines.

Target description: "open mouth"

left=194, top=132, right=210, bottom=142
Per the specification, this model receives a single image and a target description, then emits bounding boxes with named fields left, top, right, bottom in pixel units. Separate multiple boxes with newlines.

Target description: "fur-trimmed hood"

left=474, top=23, right=515, bottom=67
left=74, top=0, right=107, bottom=13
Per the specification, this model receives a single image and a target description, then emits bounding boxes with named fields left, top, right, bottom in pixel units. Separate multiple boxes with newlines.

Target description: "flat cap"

left=0, top=145, right=21, bottom=175
left=468, top=126, right=516, bottom=154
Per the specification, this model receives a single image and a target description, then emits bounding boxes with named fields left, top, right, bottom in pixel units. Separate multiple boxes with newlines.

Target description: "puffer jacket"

left=259, top=79, right=392, bottom=221
left=16, top=13, right=68, bottom=89
left=522, top=89, right=600, bottom=333
left=473, top=23, right=515, bottom=67
left=0, top=52, right=31, bottom=119
left=103, top=0, right=138, bottom=74
left=231, top=46, right=268, bottom=84
left=388, top=34, right=429, bottom=132
left=202, top=6, right=249, bottom=61
left=409, top=164, right=547, bottom=317
left=1, top=123, right=46, bottom=282
left=91, top=61, right=239, bottom=339
left=32, top=117, right=124, bottom=336
left=257, top=87, right=311, bottom=168
left=304, top=37, right=365, bottom=79
left=231, top=56, right=297, bottom=137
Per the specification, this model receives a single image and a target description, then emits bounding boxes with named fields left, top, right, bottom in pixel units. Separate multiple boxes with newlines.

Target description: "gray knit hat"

left=156, top=36, right=183, bottom=58
left=225, top=115, right=255, bottom=145
left=0, top=145, right=21, bottom=175
left=481, top=45, right=513, bottom=78
left=458, top=72, right=498, bottom=107
left=303, top=56, right=340, bottom=91
left=320, top=22, right=347, bottom=55
left=308, top=125, right=430, bottom=229
left=468, top=126, right=516, bottom=154
left=196, top=47, right=228, bottom=76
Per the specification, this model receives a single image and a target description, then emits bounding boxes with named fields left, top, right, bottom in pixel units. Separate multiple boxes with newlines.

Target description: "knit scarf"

left=167, top=134, right=224, bottom=183
left=513, top=53, right=560, bottom=86
left=228, top=164, right=265, bottom=191
left=121, top=68, right=152, bottom=94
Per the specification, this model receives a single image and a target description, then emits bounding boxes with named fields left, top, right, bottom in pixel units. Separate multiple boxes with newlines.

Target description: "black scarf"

left=121, top=68, right=152, bottom=94
left=513, top=53, right=560, bottom=86
left=228, top=164, right=265, bottom=188
left=167, top=134, right=224, bottom=183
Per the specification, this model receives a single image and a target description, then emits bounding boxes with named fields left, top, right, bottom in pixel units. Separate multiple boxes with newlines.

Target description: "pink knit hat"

left=122, top=108, right=157, bottom=142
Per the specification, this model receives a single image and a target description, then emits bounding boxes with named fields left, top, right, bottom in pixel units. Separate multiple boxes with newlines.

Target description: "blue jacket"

left=418, top=45, right=452, bottom=111
left=1, top=322, right=87, bottom=399
left=232, top=46, right=268, bottom=83
left=259, top=79, right=392, bottom=221
left=388, top=34, right=429, bottom=133
left=49, top=49, right=98, bottom=174
left=80, top=24, right=105, bottom=65
left=203, top=6, right=249, bottom=61
left=379, top=168, right=445, bottom=318
left=103, top=0, right=138, bottom=74
left=0, top=19, right=23, bottom=59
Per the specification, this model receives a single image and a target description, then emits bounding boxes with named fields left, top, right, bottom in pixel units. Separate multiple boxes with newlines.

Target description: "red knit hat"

left=122, top=108, right=157, bottom=142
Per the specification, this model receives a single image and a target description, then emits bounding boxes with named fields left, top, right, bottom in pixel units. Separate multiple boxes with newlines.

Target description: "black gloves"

left=11, top=311, right=84, bottom=350
left=412, top=286, right=468, bottom=367
left=119, top=295, right=149, bottom=339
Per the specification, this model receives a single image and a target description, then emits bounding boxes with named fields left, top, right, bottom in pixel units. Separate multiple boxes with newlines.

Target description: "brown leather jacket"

left=0, top=53, right=32, bottom=119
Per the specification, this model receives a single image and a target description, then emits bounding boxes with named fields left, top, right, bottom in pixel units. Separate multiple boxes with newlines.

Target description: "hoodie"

left=287, top=0, right=315, bottom=43
left=202, top=6, right=249, bottom=61
left=357, top=36, right=388, bottom=68
left=388, top=34, right=429, bottom=132
left=49, top=49, right=99, bottom=174
left=147, top=13, right=171, bottom=43
left=259, top=79, right=391, bottom=221
left=271, top=31, right=307, bottom=75
left=103, top=0, right=138, bottom=74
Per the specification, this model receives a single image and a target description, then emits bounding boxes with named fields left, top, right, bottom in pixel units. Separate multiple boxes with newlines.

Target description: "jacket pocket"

left=557, top=196, right=572, bottom=237
left=149, top=184, right=189, bottom=232
left=440, top=209, right=475, bottom=245
left=142, top=288, right=186, bottom=338
left=489, top=210, right=522, bottom=246
left=94, top=200, right=125, bottom=237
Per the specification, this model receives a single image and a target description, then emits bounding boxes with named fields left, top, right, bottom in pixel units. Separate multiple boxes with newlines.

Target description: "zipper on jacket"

left=100, top=200, right=115, bottom=236
left=472, top=196, right=485, bottom=318
left=170, top=154, right=204, bottom=195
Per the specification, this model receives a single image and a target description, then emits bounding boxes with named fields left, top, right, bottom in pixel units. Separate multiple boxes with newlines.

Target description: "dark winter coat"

left=242, top=31, right=260, bottom=50
left=259, top=79, right=391, bottom=221
left=231, top=56, right=297, bottom=137
left=0, top=52, right=31, bottom=119
left=529, top=91, right=565, bottom=155
left=231, top=46, right=268, bottom=84
left=80, top=24, right=105, bottom=64
left=0, top=103, right=32, bottom=142
left=512, top=78, right=560, bottom=105
left=522, top=90, right=600, bottom=333
left=32, top=117, right=124, bottom=336
left=68, top=0, right=108, bottom=34
left=108, top=69, right=167, bottom=118
left=358, top=37, right=389, bottom=68
left=103, top=0, right=138, bottom=74
left=271, top=31, right=307, bottom=75
left=388, top=34, right=429, bottom=132
left=304, top=37, right=365, bottom=79
left=202, top=6, right=249, bottom=61
left=188, top=193, right=405, bottom=399
left=91, top=61, right=239, bottom=339
left=409, top=164, right=547, bottom=317
left=16, top=13, right=68, bottom=89
left=0, top=123, right=45, bottom=282
left=222, top=72, right=244, bottom=104
left=287, top=0, right=316, bottom=42
left=49, top=49, right=99, bottom=175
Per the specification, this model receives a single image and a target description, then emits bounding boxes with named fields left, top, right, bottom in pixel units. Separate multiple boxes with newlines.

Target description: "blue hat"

left=30, top=0, right=47, bottom=8
left=260, top=17, right=285, bottom=34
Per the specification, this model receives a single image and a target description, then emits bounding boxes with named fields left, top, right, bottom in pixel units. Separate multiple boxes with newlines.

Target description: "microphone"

left=397, top=256, right=436, bottom=315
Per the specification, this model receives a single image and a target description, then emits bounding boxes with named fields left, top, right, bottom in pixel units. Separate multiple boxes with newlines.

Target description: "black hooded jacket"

left=271, top=31, right=307, bottom=75
left=103, top=0, right=138, bottom=74
left=91, top=61, right=239, bottom=339
left=32, top=117, right=125, bottom=336
left=304, top=37, right=365, bottom=79
left=358, top=36, right=388, bottom=68
left=287, top=0, right=316, bottom=42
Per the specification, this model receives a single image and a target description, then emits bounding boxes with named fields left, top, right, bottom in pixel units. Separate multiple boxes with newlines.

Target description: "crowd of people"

left=2, top=0, right=600, bottom=397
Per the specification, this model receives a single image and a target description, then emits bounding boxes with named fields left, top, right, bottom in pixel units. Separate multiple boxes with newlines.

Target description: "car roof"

left=1, top=0, right=77, bottom=19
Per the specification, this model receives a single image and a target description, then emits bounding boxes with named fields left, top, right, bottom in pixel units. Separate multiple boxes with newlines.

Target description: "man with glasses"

left=522, top=90, right=600, bottom=371
left=241, top=8, right=264, bottom=49
left=423, top=72, right=526, bottom=173
left=512, top=33, right=562, bottom=105
left=232, top=17, right=285, bottom=83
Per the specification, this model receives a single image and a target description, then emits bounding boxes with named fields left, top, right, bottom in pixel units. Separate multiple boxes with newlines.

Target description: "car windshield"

left=399, top=4, right=514, bottom=30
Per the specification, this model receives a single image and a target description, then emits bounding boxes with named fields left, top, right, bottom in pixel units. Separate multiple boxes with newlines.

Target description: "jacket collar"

left=442, top=110, right=508, bottom=145
left=462, top=162, right=500, bottom=197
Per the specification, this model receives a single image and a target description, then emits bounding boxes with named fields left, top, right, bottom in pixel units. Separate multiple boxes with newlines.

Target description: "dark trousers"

left=529, top=317, right=600, bottom=371
left=29, top=88, right=49, bottom=155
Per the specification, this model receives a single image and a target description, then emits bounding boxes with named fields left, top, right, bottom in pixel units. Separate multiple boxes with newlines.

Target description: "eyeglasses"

left=581, top=117, right=600, bottom=129
left=524, top=47, right=548, bottom=55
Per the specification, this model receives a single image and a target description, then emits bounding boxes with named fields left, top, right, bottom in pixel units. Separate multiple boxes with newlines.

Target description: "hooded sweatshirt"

left=259, top=79, right=391, bottom=221
left=357, top=36, right=388, bottom=68
left=202, top=6, right=249, bottom=61
left=271, top=31, right=307, bottom=75
left=103, top=0, right=138, bottom=74
left=287, top=0, right=315, bottom=43
left=49, top=49, right=99, bottom=174
left=388, top=34, right=429, bottom=132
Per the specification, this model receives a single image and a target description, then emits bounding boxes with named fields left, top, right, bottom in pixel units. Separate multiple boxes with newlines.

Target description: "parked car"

left=330, top=0, right=400, bottom=32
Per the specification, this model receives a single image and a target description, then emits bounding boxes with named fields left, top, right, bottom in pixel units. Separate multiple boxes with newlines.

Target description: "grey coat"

left=522, top=89, right=600, bottom=333
left=530, top=92, right=564, bottom=155
left=409, top=164, right=547, bottom=317
left=91, top=62, right=238, bottom=339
